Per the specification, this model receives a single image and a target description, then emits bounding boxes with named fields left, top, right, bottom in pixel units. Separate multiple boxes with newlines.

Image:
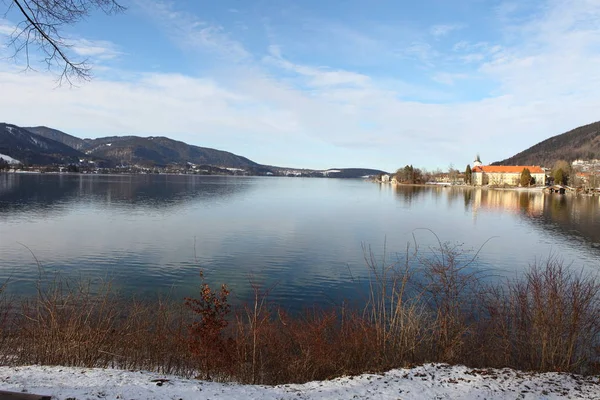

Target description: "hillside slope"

left=82, top=136, right=259, bottom=168
left=24, top=126, right=87, bottom=150
left=0, top=123, right=84, bottom=165
left=493, top=121, right=600, bottom=166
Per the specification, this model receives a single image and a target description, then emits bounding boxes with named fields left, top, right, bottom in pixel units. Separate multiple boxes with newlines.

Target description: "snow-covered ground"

left=1, top=364, right=599, bottom=399
left=0, top=153, right=21, bottom=164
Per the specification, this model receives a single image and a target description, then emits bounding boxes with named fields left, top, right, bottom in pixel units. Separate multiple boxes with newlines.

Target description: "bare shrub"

left=480, top=256, right=600, bottom=374
left=231, top=280, right=273, bottom=384
left=0, top=280, right=13, bottom=364
left=362, top=242, right=430, bottom=366
left=16, top=275, right=121, bottom=366
left=417, top=241, right=485, bottom=363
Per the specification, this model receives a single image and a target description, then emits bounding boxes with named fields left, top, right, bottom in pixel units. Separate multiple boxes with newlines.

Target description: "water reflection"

left=0, top=174, right=254, bottom=218
left=393, top=185, right=428, bottom=205
left=470, top=189, right=545, bottom=218
left=537, top=194, right=600, bottom=246
left=1, top=176, right=599, bottom=312
left=464, top=188, right=600, bottom=245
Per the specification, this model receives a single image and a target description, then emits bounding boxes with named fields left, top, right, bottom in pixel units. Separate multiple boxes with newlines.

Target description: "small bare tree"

left=3, top=0, right=125, bottom=84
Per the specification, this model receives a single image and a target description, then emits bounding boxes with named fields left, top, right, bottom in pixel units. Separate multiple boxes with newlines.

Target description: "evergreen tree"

left=520, top=168, right=532, bottom=186
left=465, top=164, right=472, bottom=184
left=554, top=168, right=567, bottom=185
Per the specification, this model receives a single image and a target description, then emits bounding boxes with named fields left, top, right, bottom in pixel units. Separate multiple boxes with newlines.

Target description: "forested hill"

left=0, top=123, right=387, bottom=178
left=493, top=121, right=600, bottom=167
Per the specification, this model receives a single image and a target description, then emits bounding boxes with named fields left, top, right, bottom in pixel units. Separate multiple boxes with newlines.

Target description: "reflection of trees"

left=393, top=185, right=427, bottom=205
left=446, top=187, right=466, bottom=208
left=536, top=194, right=600, bottom=245
left=518, top=192, right=530, bottom=211
left=463, top=190, right=472, bottom=211
left=0, top=174, right=253, bottom=217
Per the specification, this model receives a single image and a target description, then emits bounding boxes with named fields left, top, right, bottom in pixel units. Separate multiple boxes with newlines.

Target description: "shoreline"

left=380, top=181, right=547, bottom=191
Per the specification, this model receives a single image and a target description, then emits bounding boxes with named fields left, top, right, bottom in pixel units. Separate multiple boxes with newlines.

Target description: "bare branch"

left=4, top=0, right=125, bottom=85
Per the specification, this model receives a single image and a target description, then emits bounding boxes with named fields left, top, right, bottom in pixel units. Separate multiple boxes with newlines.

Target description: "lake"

left=1, top=173, right=599, bottom=311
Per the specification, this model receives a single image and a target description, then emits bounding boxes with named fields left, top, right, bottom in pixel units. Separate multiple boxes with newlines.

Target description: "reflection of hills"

left=531, top=195, right=600, bottom=245
left=0, top=174, right=254, bottom=217
left=0, top=173, right=80, bottom=215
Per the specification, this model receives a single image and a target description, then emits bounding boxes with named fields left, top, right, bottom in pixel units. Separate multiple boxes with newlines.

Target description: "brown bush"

left=477, top=256, right=600, bottom=373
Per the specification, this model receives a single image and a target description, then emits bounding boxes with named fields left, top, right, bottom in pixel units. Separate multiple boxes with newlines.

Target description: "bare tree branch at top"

left=3, top=0, right=125, bottom=85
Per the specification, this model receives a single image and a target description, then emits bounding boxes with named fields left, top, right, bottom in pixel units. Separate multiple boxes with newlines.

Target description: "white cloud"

left=430, top=24, right=464, bottom=37
left=70, top=39, right=122, bottom=60
left=432, top=72, right=469, bottom=85
left=0, top=20, right=15, bottom=36
left=264, top=47, right=371, bottom=88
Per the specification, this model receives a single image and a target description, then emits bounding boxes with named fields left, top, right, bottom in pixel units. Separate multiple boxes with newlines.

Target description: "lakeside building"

left=471, top=164, right=546, bottom=186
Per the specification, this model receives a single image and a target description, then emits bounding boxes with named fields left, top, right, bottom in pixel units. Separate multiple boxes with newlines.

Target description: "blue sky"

left=1, top=0, right=600, bottom=171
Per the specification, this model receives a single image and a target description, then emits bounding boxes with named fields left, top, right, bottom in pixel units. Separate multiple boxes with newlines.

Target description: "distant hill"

left=1, top=122, right=387, bottom=177
left=24, top=126, right=87, bottom=150
left=0, top=123, right=84, bottom=165
left=79, top=136, right=259, bottom=168
left=493, top=121, right=600, bottom=167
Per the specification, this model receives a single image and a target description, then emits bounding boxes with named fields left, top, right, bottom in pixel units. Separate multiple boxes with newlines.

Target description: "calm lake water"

left=1, top=173, right=599, bottom=310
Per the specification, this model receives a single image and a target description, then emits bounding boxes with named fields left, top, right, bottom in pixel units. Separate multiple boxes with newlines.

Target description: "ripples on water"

left=0, top=173, right=599, bottom=311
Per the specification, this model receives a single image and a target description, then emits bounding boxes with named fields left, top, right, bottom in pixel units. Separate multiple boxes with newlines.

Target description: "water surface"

left=1, top=174, right=599, bottom=310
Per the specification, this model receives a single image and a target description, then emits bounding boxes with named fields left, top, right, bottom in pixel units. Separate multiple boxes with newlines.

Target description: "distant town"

left=377, top=156, right=600, bottom=195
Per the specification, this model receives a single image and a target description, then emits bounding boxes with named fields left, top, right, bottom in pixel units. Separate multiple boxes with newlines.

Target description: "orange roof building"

left=471, top=162, right=546, bottom=186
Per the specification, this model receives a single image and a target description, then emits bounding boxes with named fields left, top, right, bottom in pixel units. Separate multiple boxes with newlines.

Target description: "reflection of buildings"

left=469, top=189, right=600, bottom=246
left=471, top=189, right=545, bottom=219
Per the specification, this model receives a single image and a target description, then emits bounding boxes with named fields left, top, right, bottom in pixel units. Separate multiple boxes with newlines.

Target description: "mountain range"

left=0, top=123, right=386, bottom=178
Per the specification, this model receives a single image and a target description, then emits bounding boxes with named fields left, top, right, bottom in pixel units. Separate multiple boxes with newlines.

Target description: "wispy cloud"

left=264, top=46, right=371, bottom=88
left=432, top=72, right=469, bottom=85
left=70, top=39, right=122, bottom=60
left=0, top=20, right=15, bottom=36
left=137, top=0, right=251, bottom=62
left=430, top=24, right=464, bottom=37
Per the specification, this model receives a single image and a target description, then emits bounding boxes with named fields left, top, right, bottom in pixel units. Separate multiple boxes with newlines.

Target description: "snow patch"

left=0, top=153, right=21, bottom=164
left=0, top=364, right=598, bottom=400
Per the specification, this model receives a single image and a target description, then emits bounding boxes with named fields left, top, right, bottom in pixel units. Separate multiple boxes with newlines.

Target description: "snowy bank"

left=1, top=364, right=599, bottom=400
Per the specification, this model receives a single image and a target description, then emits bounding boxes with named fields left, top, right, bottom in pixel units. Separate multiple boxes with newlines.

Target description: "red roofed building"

left=471, top=163, right=546, bottom=186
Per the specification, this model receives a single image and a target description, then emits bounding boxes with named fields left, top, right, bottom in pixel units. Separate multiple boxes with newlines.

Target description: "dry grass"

left=0, top=247, right=599, bottom=385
